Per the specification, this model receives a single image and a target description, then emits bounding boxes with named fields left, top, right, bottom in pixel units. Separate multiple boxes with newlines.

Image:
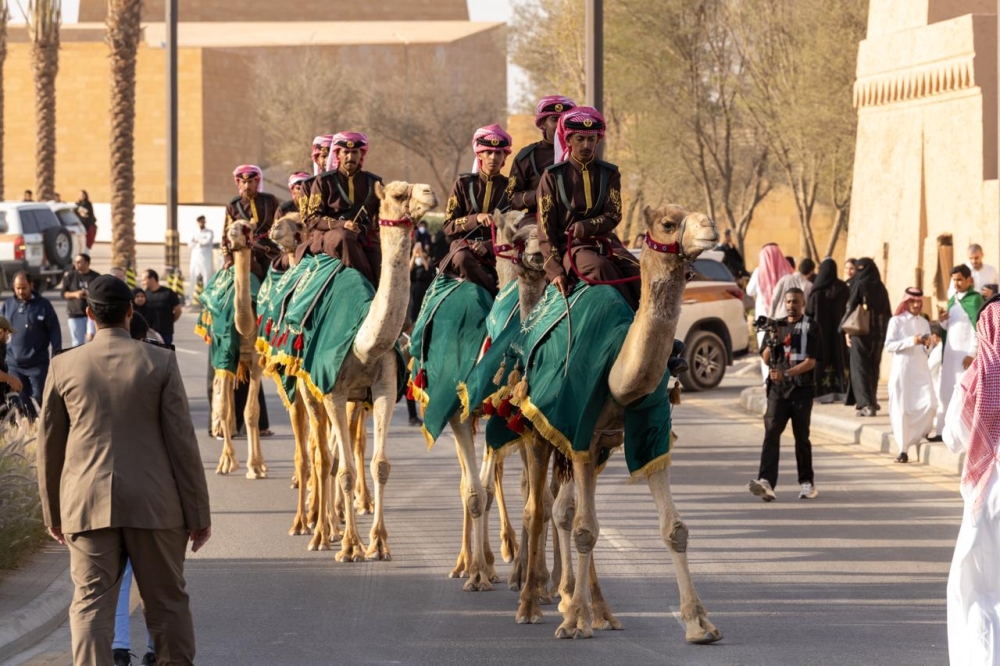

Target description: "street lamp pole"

left=165, top=0, right=180, bottom=275
left=585, top=0, right=603, bottom=112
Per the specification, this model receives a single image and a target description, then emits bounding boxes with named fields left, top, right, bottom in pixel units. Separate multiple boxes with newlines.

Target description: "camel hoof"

left=449, top=569, right=469, bottom=579
left=335, top=538, right=366, bottom=563
left=508, top=562, right=525, bottom=591
left=555, top=623, right=593, bottom=640
left=515, top=601, right=543, bottom=624
left=288, top=520, right=311, bottom=536
left=366, top=535, right=392, bottom=561
left=246, top=469, right=267, bottom=480
left=463, top=571, right=494, bottom=592
left=687, top=628, right=723, bottom=645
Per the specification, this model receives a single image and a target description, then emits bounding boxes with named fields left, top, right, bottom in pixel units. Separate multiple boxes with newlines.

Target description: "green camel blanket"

left=409, top=273, right=494, bottom=447
left=255, top=264, right=305, bottom=408
left=194, top=266, right=260, bottom=380
left=473, top=284, right=675, bottom=478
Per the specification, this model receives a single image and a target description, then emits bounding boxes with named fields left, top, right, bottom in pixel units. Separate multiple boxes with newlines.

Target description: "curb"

left=0, top=565, right=72, bottom=663
left=737, top=387, right=965, bottom=479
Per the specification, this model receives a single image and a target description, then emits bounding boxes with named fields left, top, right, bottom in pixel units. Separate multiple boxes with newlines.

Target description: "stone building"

left=2, top=1, right=505, bottom=242
left=847, top=0, right=998, bottom=303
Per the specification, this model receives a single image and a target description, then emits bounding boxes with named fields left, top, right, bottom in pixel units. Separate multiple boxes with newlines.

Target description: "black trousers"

left=758, top=385, right=814, bottom=489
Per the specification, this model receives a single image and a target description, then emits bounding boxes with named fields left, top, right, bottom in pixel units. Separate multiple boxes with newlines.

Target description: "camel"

left=507, top=204, right=723, bottom=643
left=264, top=181, right=437, bottom=560
left=211, top=221, right=267, bottom=480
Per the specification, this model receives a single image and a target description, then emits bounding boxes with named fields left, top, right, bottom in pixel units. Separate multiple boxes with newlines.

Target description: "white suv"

left=0, top=202, right=80, bottom=291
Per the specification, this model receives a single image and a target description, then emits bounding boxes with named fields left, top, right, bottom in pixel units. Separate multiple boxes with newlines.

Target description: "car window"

left=56, top=209, right=83, bottom=227
left=32, top=209, right=61, bottom=232
left=0, top=211, right=7, bottom=234
left=691, top=258, right=734, bottom=282
left=18, top=210, right=39, bottom=234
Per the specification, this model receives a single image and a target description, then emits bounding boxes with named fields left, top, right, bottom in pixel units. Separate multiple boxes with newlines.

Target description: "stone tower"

left=847, top=0, right=997, bottom=303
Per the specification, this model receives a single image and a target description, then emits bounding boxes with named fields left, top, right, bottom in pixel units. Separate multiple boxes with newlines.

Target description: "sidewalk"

left=737, top=384, right=965, bottom=478
left=0, top=546, right=71, bottom=664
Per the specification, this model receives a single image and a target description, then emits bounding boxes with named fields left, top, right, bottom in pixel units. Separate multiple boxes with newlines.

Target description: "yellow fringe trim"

left=627, top=430, right=676, bottom=482
left=457, top=382, right=472, bottom=422
left=193, top=324, right=210, bottom=343
left=515, top=395, right=589, bottom=464
left=421, top=424, right=435, bottom=449
left=214, top=368, right=236, bottom=380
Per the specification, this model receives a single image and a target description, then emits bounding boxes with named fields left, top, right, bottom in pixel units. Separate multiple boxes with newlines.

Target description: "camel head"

left=642, top=204, right=718, bottom=267
left=491, top=209, right=543, bottom=274
left=269, top=213, right=304, bottom=252
left=225, top=219, right=253, bottom=252
left=375, top=181, right=438, bottom=225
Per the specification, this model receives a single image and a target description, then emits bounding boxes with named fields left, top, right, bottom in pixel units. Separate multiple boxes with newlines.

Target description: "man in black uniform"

left=436, top=124, right=513, bottom=296
left=278, top=172, right=310, bottom=219
left=749, top=288, right=822, bottom=502
left=507, top=95, right=576, bottom=227
left=298, top=132, right=383, bottom=286
left=223, top=165, right=280, bottom=280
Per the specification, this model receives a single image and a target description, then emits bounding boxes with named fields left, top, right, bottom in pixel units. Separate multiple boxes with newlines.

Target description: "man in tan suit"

left=37, top=275, right=211, bottom=666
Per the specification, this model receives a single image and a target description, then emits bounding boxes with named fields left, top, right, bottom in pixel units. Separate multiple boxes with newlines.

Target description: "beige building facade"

left=847, top=0, right=998, bottom=304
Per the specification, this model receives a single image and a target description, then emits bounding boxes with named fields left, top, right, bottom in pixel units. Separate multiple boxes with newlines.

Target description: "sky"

left=13, top=0, right=529, bottom=112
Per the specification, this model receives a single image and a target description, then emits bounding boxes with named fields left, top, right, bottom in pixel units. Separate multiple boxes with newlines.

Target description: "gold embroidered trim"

left=445, top=194, right=459, bottom=221
left=609, top=187, right=622, bottom=219
left=505, top=175, right=516, bottom=201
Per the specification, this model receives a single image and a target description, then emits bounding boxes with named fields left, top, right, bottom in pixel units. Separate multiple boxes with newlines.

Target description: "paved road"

left=10, top=312, right=961, bottom=665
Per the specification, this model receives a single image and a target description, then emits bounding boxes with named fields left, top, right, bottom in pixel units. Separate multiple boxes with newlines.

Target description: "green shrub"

left=0, top=415, right=46, bottom=571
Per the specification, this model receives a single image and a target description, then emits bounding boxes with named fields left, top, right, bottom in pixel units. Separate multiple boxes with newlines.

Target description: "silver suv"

left=0, top=202, right=81, bottom=290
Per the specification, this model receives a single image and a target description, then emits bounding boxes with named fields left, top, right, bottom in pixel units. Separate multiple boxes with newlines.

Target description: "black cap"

left=86, top=274, right=135, bottom=306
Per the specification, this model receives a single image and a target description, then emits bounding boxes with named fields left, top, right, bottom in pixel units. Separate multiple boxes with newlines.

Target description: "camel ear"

left=374, top=181, right=385, bottom=201
left=642, top=205, right=656, bottom=230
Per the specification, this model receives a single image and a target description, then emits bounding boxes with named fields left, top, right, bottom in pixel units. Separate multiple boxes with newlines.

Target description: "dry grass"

left=0, top=412, right=46, bottom=571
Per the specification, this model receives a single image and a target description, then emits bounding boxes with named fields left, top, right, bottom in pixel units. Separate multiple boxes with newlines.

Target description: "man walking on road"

left=37, top=275, right=211, bottom=666
left=933, top=265, right=982, bottom=441
left=187, top=215, right=215, bottom=304
left=1, top=271, right=61, bottom=418
left=749, top=288, right=822, bottom=502
left=61, top=253, right=101, bottom=347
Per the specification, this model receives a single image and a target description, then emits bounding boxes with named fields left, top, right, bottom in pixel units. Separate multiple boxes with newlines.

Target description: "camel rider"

left=536, top=106, right=641, bottom=309
left=288, top=135, right=331, bottom=216
left=507, top=95, right=576, bottom=228
left=223, top=164, right=280, bottom=280
left=299, top=131, right=382, bottom=286
left=437, top=124, right=512, bottom=297
left=310, top=134, right=333, bottom=176
left=278, top=172, right=310, bottom=218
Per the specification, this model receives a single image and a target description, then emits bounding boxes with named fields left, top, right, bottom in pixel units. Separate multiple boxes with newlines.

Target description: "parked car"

left=629, top=247, right=750, bottom=391
left=0, top=202, right=78, bottom=291
left=48, top=202, right=88, bottom=260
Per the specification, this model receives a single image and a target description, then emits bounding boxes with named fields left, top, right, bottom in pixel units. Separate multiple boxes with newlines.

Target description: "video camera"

left=754, top=316, right=784, bottom=370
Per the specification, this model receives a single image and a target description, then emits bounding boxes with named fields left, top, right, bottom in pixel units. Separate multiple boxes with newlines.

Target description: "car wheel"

left=679, top=330, right=726, bottom=392
left=44, top=228, right=74, bottom=267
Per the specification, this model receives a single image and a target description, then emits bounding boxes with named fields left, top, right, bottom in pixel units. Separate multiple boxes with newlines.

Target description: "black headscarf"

left=811, top=258, right=838, bottom=293
left=847, top=257, right=892, bottom=334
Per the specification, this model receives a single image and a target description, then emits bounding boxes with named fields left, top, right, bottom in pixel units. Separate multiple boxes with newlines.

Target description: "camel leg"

left=349, top=402, right=374, bottom=515
left=214, top=374, right=239, bottom=475
left=325, top=393, right=366, bottom=562
left=588, top=556, right=623, bottom=631
left=450, top=415, right=491, bottom=591
left=365, top=366, right=393, bottom=560
left=508, top=445, right=530, bottom=591
left=331, top=420, right=346, bottom=526
left=493, top=455, right=519, bottom=564
left=555, top=456, right=598, bottom=639
left=478, top=447, right=500, bottom=583
left=304, top=390, right=336, bottom=551
left=244, top=367, right=268, bottom=480
left=288, top=390, right=312, bottom=536
left=549, top=456, right=567, bottom=601
left=516, top=433, right=552, bottom=624
left=648, top=467, right=722, bottom=644
left=553, top=471, right=576, bottom=611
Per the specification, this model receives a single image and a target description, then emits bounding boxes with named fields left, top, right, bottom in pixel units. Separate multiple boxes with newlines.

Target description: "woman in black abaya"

left=842, top=258, right=892, bottom=415
left=806, top=258, right=850, bottom=403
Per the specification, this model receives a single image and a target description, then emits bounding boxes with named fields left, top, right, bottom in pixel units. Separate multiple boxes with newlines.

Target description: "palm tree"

left=0, top=2, right=10, bottom=200
left=106, top=0, right=141, bottom=269
left=23, top=0, right=60, bottom=202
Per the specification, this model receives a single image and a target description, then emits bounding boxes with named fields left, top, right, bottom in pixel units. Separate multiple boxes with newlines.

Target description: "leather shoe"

left=926, top=434, right=943, bottom=442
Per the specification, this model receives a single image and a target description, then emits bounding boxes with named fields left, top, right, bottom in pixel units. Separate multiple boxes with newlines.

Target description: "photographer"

left=61, top=253, right=100, bottom=347
left=884, top=288, right=936, bottom=463
left=749, top=287, right=822, bottom=502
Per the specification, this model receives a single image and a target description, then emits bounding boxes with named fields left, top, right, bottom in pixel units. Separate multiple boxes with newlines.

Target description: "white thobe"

left=938, top=293, right=980, bottom=432
left=746, top=269, right=771, bottom=382
left=948, top=263, right=1000, bottom=297
left=943, top=385, right=1000, bottom=665
left=188, top=228, right=216, bottom=293
left=884, top=312, right=936, bottom=453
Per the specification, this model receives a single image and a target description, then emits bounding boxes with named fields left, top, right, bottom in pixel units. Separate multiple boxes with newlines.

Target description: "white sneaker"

left=748, top=478, right=776, bottom=502
left=799, top=482, right=818, bottom=499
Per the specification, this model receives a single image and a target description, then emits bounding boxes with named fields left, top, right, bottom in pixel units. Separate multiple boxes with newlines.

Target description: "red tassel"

left=508, top=411, right=525, bottom=434
left=256, top=314, right=263, bottom=327
left=265, top=319, right=273, bottom=337
left=482, top=399, right=495, bottom=416
left=497, top=397, right=512, bottom=418
left=415, top=369, right=428, bottom=389
left=482, top=337, right=492, bottom=354
left=293, top=334, right=304, bottom=351
left=406, top=382, right=415, bottom=401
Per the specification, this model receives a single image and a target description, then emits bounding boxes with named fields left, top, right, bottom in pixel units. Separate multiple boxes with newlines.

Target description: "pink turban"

left=287, top=172, right=310, bottom=191
left=535, top=95, right=576, bottom=129
left=756, top=244, right=794, bottom=313
left=556, top=106, right=606, bottom=160
left=233, top=164, right=262, bottom=191
left=327, top=132, right=370, bottom=171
